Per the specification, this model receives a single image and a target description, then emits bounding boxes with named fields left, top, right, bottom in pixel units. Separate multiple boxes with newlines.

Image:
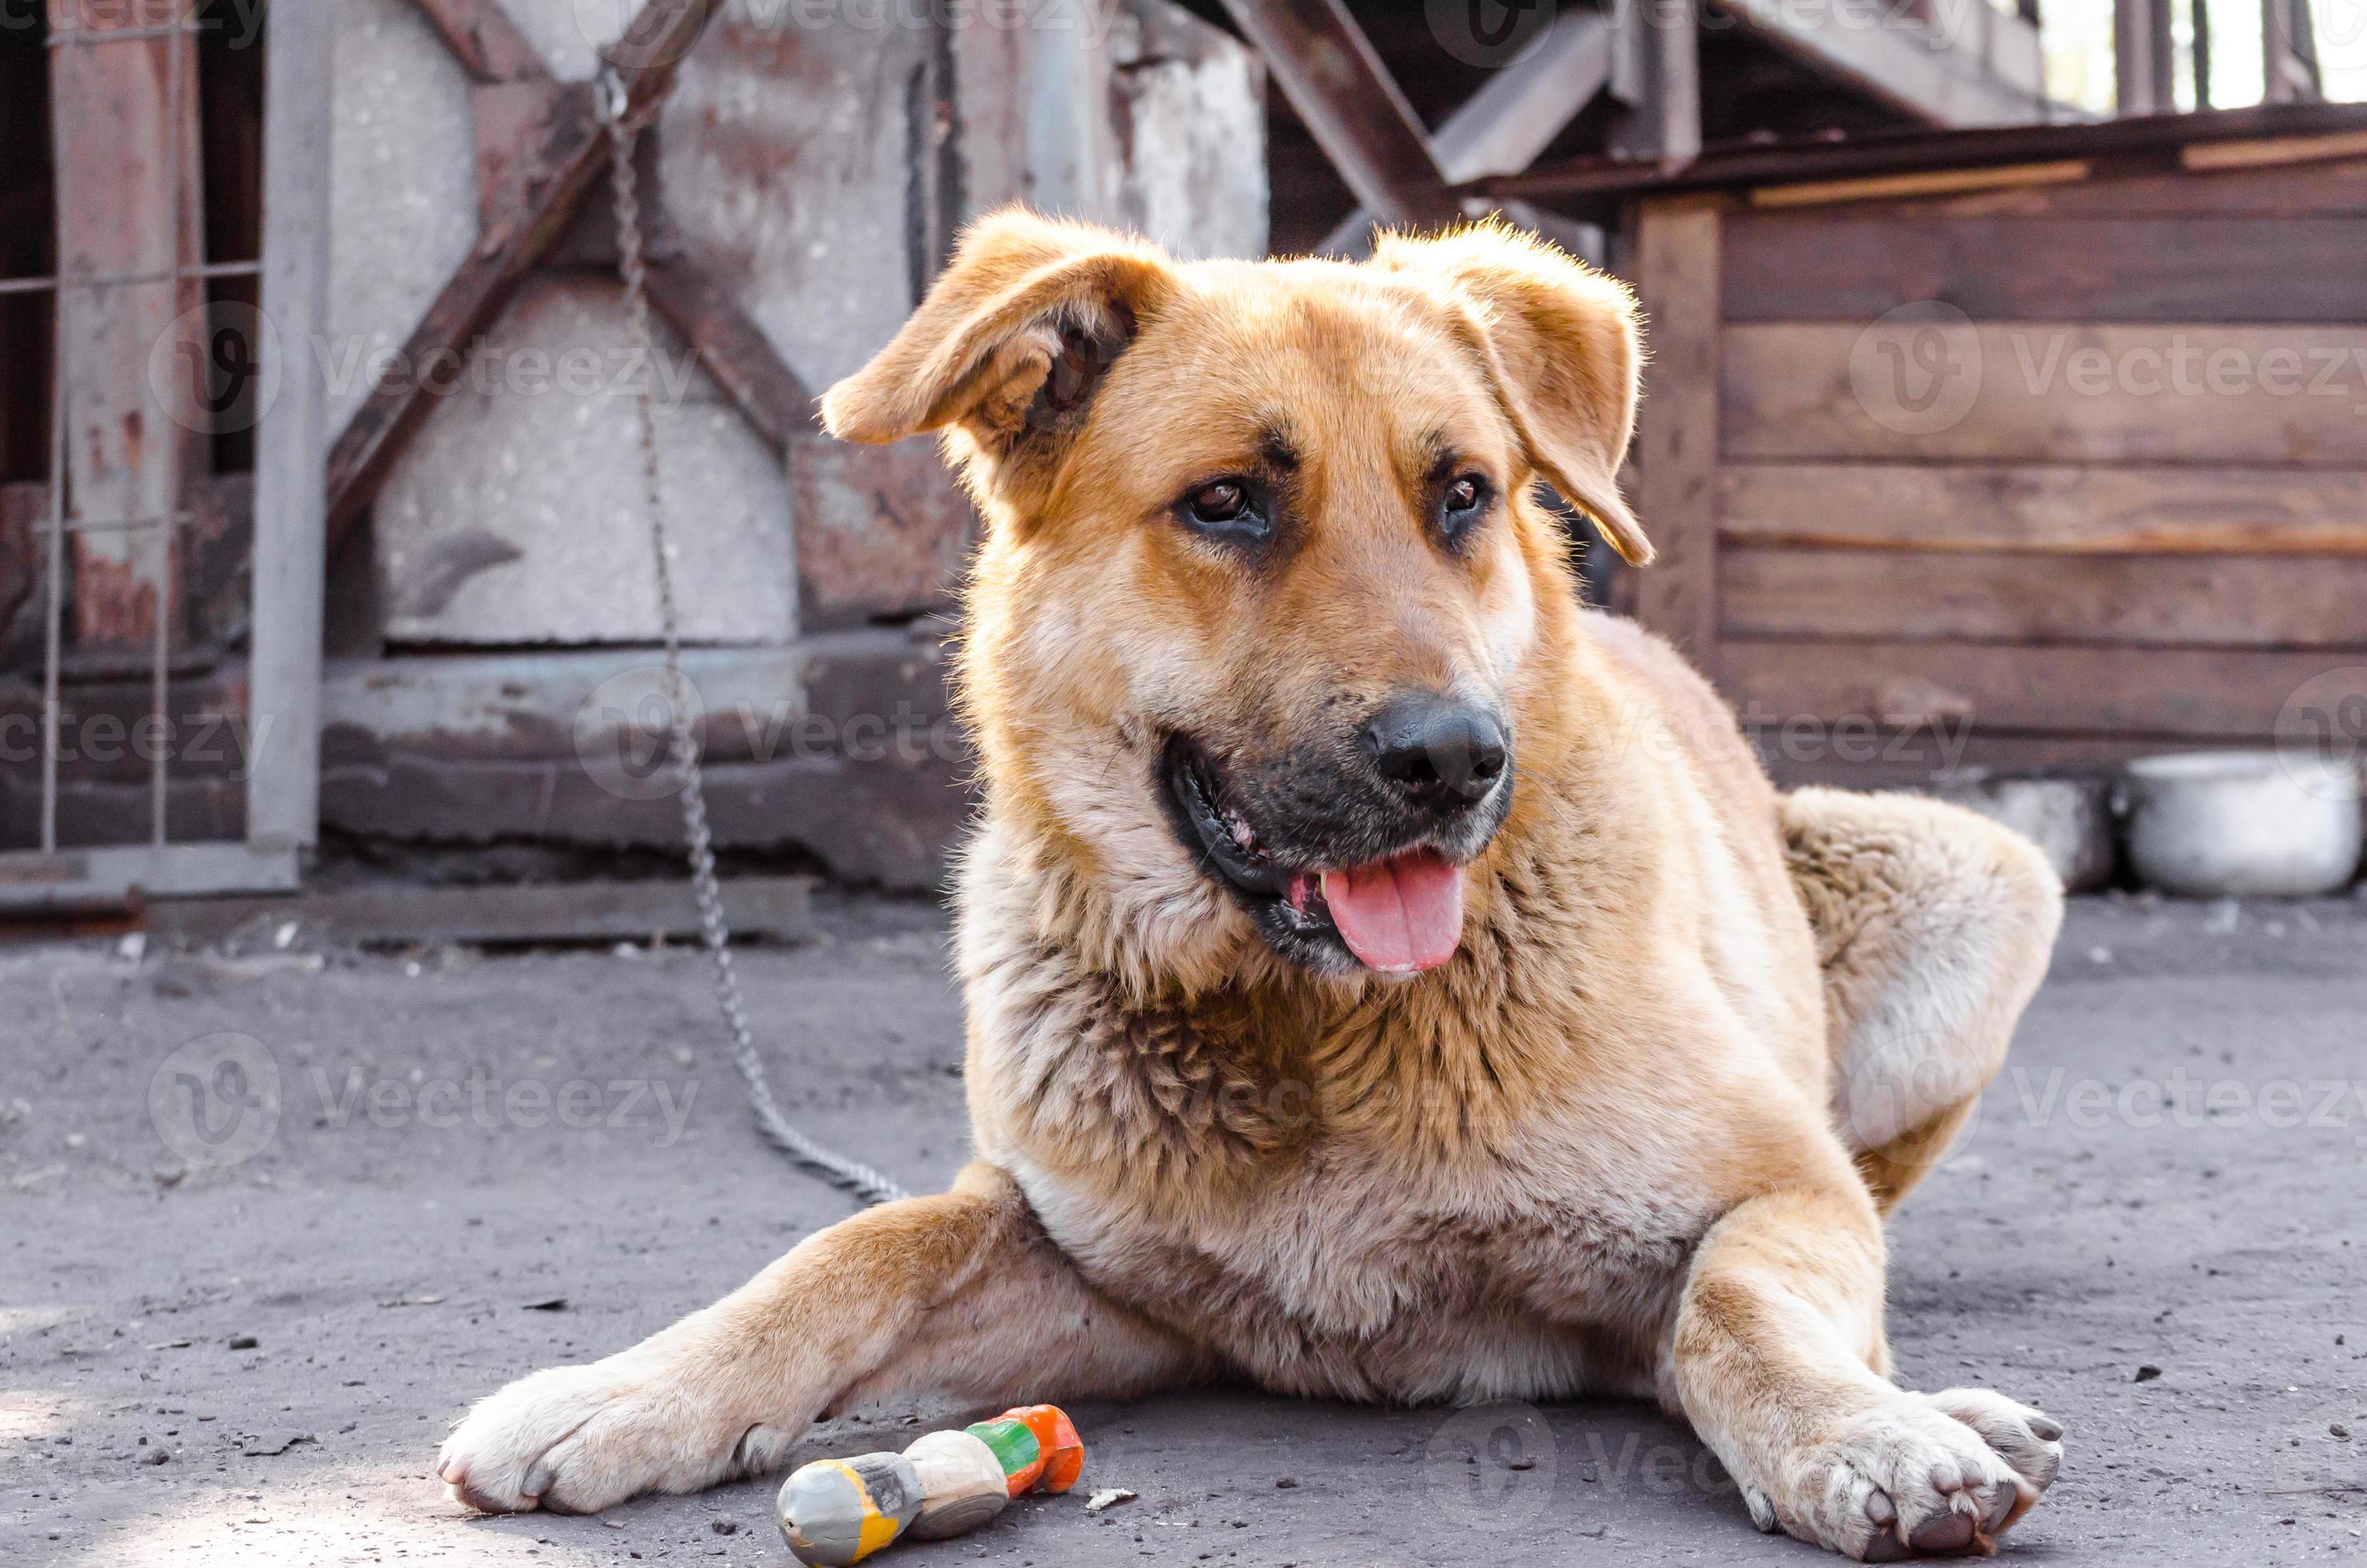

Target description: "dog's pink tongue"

left=1320, top=851, right=1464, bottom=976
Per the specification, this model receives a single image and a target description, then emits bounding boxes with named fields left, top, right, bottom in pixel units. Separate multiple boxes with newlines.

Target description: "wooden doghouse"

left=1497, top=104, right=2367, bottom=789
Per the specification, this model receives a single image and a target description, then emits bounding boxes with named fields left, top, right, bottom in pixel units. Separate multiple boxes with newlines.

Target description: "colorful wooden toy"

left=777, top=1404, right=1084, bottom=1566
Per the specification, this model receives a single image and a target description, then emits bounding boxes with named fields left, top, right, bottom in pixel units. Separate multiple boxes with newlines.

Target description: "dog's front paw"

left=438, top=1354, right=754, bottom=1515
left=1750, top=1387, right=2063, bottom=1560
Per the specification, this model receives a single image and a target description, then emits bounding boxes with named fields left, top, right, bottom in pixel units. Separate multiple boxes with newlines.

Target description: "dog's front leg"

left=1666, top=1186, right=2064, bottom=1560
left=438, top=1162, right=1200, bottom=1514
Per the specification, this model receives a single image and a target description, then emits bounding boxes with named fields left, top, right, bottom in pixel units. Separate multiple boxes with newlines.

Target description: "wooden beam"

left=642, top=254, right=817, bottom=450
left=2113, top=0, right=2173, bottom=114
left=1486, top=100, right=2367, bottom=204
left=410, top=0, right=553, bottom=82
left=1215, top=0, right=1459, bottom=229
left=1626, top=198, right=1723, bottom=670
left=1319, top=11, right=1610, bottom=254
left=1437, top=10, right=1613, bottom=180
left=248, top=0, right=338, bottom=854
left=1708, top=0, right=2049, bottom=128
left=2262, top=0, right=2322, bottom=103
left=327, top=0, right=724, bottom=546
left=1608, top=0, right=1701, bottom=166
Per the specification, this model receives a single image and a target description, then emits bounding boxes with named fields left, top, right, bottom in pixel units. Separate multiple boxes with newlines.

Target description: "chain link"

left=601, top=78, right=908, bottom=1209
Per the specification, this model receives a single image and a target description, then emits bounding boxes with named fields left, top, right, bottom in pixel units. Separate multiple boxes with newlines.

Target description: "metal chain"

left=599, top=75, right=908, bottom=1209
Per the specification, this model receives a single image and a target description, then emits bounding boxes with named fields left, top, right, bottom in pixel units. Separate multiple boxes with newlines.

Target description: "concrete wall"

left=319, top=0, right=1267, bottom=882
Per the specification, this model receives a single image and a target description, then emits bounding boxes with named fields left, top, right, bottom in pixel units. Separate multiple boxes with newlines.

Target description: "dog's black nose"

left=1361, top=693, right=1508, bottom=810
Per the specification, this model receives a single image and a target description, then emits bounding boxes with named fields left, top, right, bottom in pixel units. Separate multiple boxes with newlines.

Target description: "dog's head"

left=824, top=210, right=1647, bottom=983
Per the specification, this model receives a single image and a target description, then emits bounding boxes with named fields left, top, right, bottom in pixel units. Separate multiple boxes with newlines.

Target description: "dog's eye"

left=1436, top=472, right=1493, bottom=546
left=1189, top=482, right=1247, bottom=523
left=1178, top=478, right=1269, bottom=544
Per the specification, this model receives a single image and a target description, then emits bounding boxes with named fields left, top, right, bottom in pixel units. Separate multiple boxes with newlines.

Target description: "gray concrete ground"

left=4, top=891, right=2365, bottom=1568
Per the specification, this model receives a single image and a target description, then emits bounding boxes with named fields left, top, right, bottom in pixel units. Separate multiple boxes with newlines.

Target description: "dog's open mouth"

left=1162, top=737, right=1465, bottom=976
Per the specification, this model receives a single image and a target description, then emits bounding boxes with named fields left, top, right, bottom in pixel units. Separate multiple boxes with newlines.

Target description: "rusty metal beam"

left=642, top=254, right=817, bottom=450
left=328, top=0, right=724, bottom=547
left=1214, top=0, right=1460, bottom=230
left=410, top=0, right=553, bottom=82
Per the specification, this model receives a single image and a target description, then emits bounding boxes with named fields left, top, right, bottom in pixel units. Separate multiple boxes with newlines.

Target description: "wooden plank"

left=1721, top=637, right=2346, bottom=736
left=324, top=0, right=725, bottom=546
left=2185, top=129, right=2367, bottom=170
left=1717, top=462, right=2367, bottom=555
left=1214, top=0, right=1459, bottom=229
left=1745, top=162, right=2089, bottom=210
left=1721, top=323, right=2367, bottom=464
left=248, top=0, right=337, bottom=854
left=1627, top=198, right=1723, bottom=668
left=1896, top=155, right=2367, bottom=218
left=0, top=842, right=297, bottom=916
left=1722, top=214, right=2367, bottom=322
left=1721, top=547, right=2367, bottom=646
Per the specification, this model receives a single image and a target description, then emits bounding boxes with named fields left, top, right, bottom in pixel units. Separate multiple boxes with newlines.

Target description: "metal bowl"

left=2117, top=751, right=2364, bottom=899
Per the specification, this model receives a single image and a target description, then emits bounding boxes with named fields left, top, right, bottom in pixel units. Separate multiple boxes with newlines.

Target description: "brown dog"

left=438, top=211, right=2066, bottom=1560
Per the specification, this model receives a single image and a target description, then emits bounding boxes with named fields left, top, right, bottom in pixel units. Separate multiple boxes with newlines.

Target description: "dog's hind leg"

left=1782, top=788, right=2064, bottom=1214
left=438, top=1162, right=1205, bottom=1514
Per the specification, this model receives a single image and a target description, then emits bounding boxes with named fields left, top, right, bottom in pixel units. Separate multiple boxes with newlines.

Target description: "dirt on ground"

left=4, top=890, right=2365, bottom=1567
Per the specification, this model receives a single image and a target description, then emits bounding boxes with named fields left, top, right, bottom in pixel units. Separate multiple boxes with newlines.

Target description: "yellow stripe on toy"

left=776, top=1405, right=1086, bottom=1566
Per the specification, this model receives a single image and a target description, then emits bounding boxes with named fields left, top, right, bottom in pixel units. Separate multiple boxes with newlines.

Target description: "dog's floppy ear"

left=821, top=209, right=1171, bottom=466
left=1369, top=222, right=1653, bottom=567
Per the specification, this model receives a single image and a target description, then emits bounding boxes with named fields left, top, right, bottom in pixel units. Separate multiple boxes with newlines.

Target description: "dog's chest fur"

left=964, top=916, right=1722, bottom=1405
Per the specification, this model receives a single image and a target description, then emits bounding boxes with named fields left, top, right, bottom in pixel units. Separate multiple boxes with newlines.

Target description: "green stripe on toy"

left=777, top=1405, right=1083, bottom=1566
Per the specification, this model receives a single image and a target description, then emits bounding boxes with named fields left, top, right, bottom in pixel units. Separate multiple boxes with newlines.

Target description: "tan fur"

left=440, top=213, right=2065, bottom=1560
